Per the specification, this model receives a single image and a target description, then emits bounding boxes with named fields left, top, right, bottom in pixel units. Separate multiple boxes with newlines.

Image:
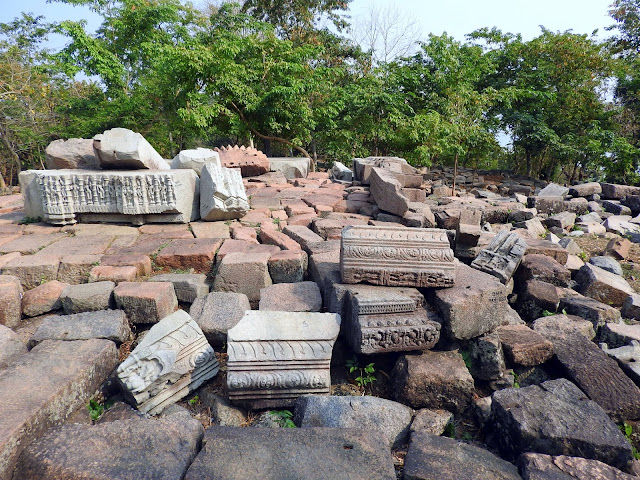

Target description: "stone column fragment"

left=200, top=164, right=249, bottom=221
left=226, top=311, right=341, bottom=409
left=340, top=225, right=455, bottom=287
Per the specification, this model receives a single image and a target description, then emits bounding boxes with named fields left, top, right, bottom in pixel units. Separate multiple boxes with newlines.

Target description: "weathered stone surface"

left=345, top=287, right=441, bottom=354
left=269, top=157, right=310, bottom=179
left=37, top=233, right=114, bottom=256
left=516, top=280, right=559, bottom=322
left=21, top=280, right=68, bottom=317
left=45, top=138, right=100, bottom=170
left=330, top=161, right=353, bottom=181
left=539, top=183, right=570, bottom=197
left=216, top=238, right=279, bottom=263
left=0, top=324, right=27, bottom=369
left=93, top=127, right=170, bottom=170
left=190, top=292, right=250, bottom=346
left=589, top=256, right=623, bottom=276
left=606, top=238, right=632, bottom=261
left=57, top=254, right=102, bottom=284
left=14, top=413, right=203, bottom=480
left=404, top=432, right=521, bottom=480
left=575, top=263, right=634, bottom=307
left=426, top=262, right=508, bottom=341
left=410, top=409, right=453, bottom=436
left=490, top=379, right=633, bottom=469
left=99, top=254, right=151, bottom=277
left=1, top=255, right=59, bottom=290
left=28, top=310, right=131, bottom=348
left=200, top=164, right=249, bottom=221
left=149, top=273, right=209, bottom=303
left=267, top=250, right=308, bottom=283
left=600, top=342, right=640, bottom=385
left=516, top=254, right=571, bottom=288
left=259, top=281, right=322, bottom=312
left=525, top=238, right=570, bottom=265
left=201, top=392, right=248, bottom=427
left=471, top=231, right=527, bottom=283
left=184, top=427, right=396, bottom=480
left=341, top=225, right=455, bottom=287
left=117, top=310, right=218, bottom=415
left=259, top=228, right=301, bottom=251
left=20, top=169, right=199, bottom=225
left=171, top=147, right=221, bottom=175
left=467, top=331, right=506, bottom=381
left=392, top=350, right=475, bottom=414
left=113, top=281, right=178, bottom=324
left=88, top=264, right=138, bottom=283
left=60, top=281, right=115, bottom=314
left=215, top=145, right=270, bottom=177
left=600, top=183, right=640, bottom=200
left=0, top=339, right=118, bottom=480
left=282, top=225, right=324, bottom=251
left=519, top=453, right=636, bottom=480
left=190, top=221, right=230, bottom=239
left=546, top=331, right=640, bottom=420
left=154, top=238, right=221, bottom=272
left=622, top=293, right=640, bottom=320
left=559, top=294, right=621, bottom=327
left=546, top=211, right=577, bottom=230
left=226, top=311, right=340, bottom=409
left=213, top=251, right=272, bottom=308
left=496, top=325, right=554, bottom=367
left=369, top=167, right=410, bottom=217
left=0, top=275, right=22, bottom=328
left=569, top=182, right=602, bottom=198
left=601, top=322, right=640, bottom=348
left=293, top=395, right=413, bottom=448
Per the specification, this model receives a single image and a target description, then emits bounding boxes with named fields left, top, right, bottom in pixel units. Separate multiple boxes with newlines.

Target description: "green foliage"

left=188, top=395, right=199, bottom=406
left=269, top=409, right=296, bottom=428
left=460, top=350, right=472, bottom=370
left=87, top=398, right=104, bottom=422
left=346, top=357, right=377, bottom=389
left=541, top=310, right=556, bottom=317
left=618, top=421, right=640, bottom=459
left=444, top=420, right=456, bottom=438
left=18, top=216, right=41, bottom=224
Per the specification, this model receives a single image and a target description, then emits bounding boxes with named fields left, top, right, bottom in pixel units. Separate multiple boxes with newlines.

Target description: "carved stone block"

left=20, top=169, right=199, bottom=225
left=226, top=311, right=341, bottom=409
left=117, top=310, right=219, bottom=415
left=471, top=231, right=527, bottom=284
left=200, top=164, right=249, bottom=221
left=340, top=225, right=455, bottom=288
left=171, top=148, right=221, bottom=176
left=345, top=287, right=441, bottom=354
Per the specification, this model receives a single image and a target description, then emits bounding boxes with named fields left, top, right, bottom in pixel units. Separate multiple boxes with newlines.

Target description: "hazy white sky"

left=1, top=0, right=614, bottom=49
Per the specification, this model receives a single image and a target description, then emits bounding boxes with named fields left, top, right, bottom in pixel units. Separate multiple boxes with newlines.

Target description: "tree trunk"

left=452, top=152, right=459, bottom=197
left=525, top=150, right=532, bottom=178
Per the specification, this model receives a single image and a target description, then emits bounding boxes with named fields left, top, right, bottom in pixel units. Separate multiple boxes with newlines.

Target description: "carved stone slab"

left=20, top=169, right=199, bottom=225
left=117, top=309, right=219, bottom=415
left=340, top=225, right=455, bottom=287
left=200, top=164, right=249, bottom=221
left=346, top=287, right=441, bottom=354
left=471, top=231, right=527, bottom=284
left=226, top=311, right=341, bottom=409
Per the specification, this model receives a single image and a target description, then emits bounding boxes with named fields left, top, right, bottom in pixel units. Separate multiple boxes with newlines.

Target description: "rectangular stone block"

left=340, top=225, right=455, bottom=287
left=345, top=287, right=441, bottom=354
left=471, top=231, right=527, bottom=284
left=369, top=167, right=410, bottom=217
left=0, top=339, right=117, bottom=480
left=226, top=311, right=340, bottom=409
left=20, top=169, right=199, bottom=225
left=200, top=164, right=249, bottom=221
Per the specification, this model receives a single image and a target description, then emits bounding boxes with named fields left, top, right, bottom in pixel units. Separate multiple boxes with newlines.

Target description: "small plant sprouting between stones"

left=188, top=395, right=199, bottom=406
left=459, top=350, right=472, bottom=370
left=87, top=398, right=104, bottom=422
left=578, top=251, right=588, bottom=262
left=619, top=422, right=640, bottom=460
left=269, top=410, right=296, bottom=428
left=345, top=356, right=377, bottom=390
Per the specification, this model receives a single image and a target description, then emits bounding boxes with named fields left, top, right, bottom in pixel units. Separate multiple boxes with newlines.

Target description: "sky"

left=1, top=0, right=615, bottom=49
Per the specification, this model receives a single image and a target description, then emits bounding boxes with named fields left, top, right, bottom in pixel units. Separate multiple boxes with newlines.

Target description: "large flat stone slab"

left=13, top=414, right=203, bottom=480
left=519, top=453, right=636, bottom=480
left=0, top=339, right=118, bottom=480
left=490, top=379, right=633, bottom=470
left=226, top=311, right=340, bottom=409
left=575, top=263, right=635, bottom=308
left=20, top=169, right=199, bottom=225
left=404, top=432, right=521, bottom=480
left=341, top=225, right=455, bottom=288
left=184, top=427, right=396, bottom=480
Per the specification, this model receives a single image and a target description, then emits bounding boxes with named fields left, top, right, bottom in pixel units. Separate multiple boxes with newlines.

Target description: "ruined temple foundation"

left=226, top=311, right=341, bottom=409
left=19, top=169, right=199, bottom=225
left=340, top=225, right=456, bottom=287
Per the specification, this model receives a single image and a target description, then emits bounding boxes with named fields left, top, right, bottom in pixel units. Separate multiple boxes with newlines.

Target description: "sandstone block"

left=213, top=252, right=272, bottom=308
left=496, top=324, right=554, bottom=367
left=60, top=281, right=115, bottom=314
left=267, top=250, right=308, bottom=283
left=259, top=281, right=322, bottom=312
left=57, top=254, right=102, bottom=284
left=89, top=265, right=138, bottom=283
left=0, top=324, right=27, bottom=369
left=93, top=127, right=170, bottom=169
left=215, top=145, right=270, bottom=177
left=45, top=138, right=100, bottom=170
left=515, top=254, right=571, bottom=288
left=113, top=281, right=178, bottom=324
left=0, top=275, right=22, bottom=328
left=21, top=280, right=68, bottom=317
left=149, top=273, right=209, bottom=303
left=190, top=292, right=250, bottom=346
left=154, top=238, right=222, bottom=272
left=575, top=263, right=634, bottom=308
left=471, top=231, right=527, bottom=284
left=200, top=164, right=249, bottom=221
left=171, top=147, right=221, bottom=175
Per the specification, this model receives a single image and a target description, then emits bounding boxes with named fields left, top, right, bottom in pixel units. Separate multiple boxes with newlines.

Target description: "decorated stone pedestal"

left=471, top=231, right=527, bottom=284
left=340, top=225, right=455, bottom=287
left=20, top=169, right=199, bottom=225
left=345, top=286, right=441, bottom=354
left=200, top=164, right=249, bottom=221
left=226, top=311, right=341, bottom=409
left=117, top=310, right=218, bottom=415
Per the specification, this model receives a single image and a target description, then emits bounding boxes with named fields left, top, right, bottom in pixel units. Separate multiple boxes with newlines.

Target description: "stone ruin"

left=4, top=130, right=640, bottom=478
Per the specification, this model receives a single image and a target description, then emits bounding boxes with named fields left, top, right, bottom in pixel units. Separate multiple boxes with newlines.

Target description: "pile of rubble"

left=1, top=130, right=640, bottom=479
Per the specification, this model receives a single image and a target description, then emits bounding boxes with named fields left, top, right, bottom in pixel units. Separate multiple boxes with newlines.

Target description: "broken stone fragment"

left=117, top=309, right=219, bottom=415
left=93, top=127, right=170, bottom=170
